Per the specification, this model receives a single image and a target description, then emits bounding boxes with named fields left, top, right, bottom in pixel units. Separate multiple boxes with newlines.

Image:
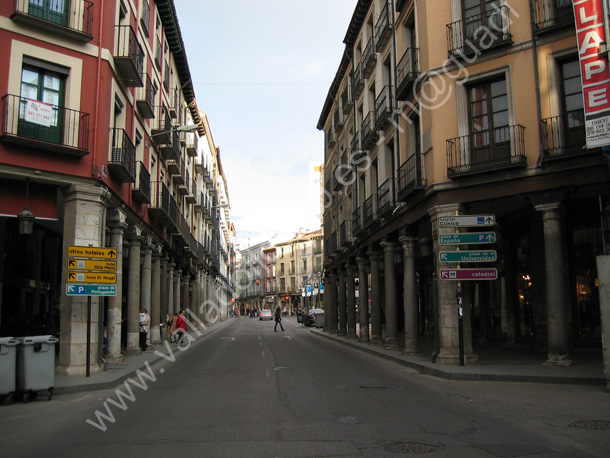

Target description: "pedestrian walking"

left=274, top=305, right=284, bottom=332
left=175, top=309, right=187, bottom=346
left=167, top=312, right=178, bottom=342
left=139, top=308, right=150, bottom=351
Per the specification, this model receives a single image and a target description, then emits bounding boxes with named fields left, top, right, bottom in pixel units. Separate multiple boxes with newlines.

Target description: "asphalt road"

left=1, top=316, right=609, bottom=457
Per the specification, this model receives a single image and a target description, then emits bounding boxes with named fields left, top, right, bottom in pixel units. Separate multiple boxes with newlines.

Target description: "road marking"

left=262, top=351, right=265, bottom=357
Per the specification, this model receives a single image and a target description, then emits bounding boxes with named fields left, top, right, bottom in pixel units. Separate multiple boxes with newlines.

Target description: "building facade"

left=0, top=0, right=234, bottom=375
left=234, top=241, right=268, bottom=313
left=318, top=0, right=609, bottom=364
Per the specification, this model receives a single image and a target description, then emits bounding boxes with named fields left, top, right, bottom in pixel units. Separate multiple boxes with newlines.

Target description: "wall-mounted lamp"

left=18, top=178, right=35, bottom=235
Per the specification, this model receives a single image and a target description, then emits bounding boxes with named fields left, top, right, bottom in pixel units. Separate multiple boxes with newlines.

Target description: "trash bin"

left=0, top=337, right=18, bottom=405
left=315, top=311, right=324, bottom=328
left=16, top=335, right=58, bottom=402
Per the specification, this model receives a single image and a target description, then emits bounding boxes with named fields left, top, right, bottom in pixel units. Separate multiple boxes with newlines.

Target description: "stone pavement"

left=51, top=318, right=607, bottom=398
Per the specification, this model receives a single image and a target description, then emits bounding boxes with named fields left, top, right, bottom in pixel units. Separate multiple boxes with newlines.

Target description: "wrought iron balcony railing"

left=353, top=64, right=364, bottom=98
left=135, top=74, right=155, bottom=119
left=446, top=6, right=512, bottom=57
left=0, top=94, right=89, bottom=156
left=375, top=85, right=392, bottom=130
left=446, top=124, right=527, bottom=178
left=375, top=3, right=393, bottom=50
left=397, top=153, right=425, bottom=201
left=132, top=161, right=151, bottom=204
left=341, top=84, right=353, bottom=115
left=340, top=220, right=353, bottom=246
left=532, top=0, right=574, bottom=33
left=396, top=48, right=420, bottom=101
left=377, top=179, right=393, bottom=218
left=363, top=193, right=377, bottom=228
left=362, top=36, right=376, bottom=78
left=11, top=0, right=94, bottom=42
left=541, top=110, right=591, bottom=160
left=109, top=128, right=136, bottom=183
left=362, top=112, right=379, bottom=150
left=114, top=25, right=144, bottom=87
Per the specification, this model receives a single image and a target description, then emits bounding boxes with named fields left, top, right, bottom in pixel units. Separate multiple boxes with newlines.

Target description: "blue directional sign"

left=439, top=250, right=497, bottom=263
left=439, top=232, right=496, bottom=245
left=66, top=284, right=117, bottom=296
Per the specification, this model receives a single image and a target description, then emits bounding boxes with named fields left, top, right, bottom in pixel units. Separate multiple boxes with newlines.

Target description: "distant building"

left=235, top=241, right=269, bottom=313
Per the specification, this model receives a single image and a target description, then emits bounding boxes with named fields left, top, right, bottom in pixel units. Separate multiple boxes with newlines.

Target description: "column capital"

left=380, top=241, right=398, bottom=252
left=356, top=256, right=369, bottom=269
left=534, top=202, right=565, bottom=218
left=427, top=203, right=468, bottom=220
left=366, top=250, right=382, bottom=260
left=127, top=225, right=143, bottom=242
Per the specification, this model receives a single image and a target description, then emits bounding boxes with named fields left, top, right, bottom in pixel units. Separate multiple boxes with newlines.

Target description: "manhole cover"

left=381, top=442, right=443, bottom=454
left=568, top=420, right=610, bottom=430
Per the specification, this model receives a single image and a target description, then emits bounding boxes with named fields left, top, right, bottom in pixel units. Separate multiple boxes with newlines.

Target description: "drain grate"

left=568, top=420, right=610, bottom=430
left=382, top=442, right=443, bottom=454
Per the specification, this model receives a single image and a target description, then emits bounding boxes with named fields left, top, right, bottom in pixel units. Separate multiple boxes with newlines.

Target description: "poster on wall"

left=573, top=0, right=610, bottom=148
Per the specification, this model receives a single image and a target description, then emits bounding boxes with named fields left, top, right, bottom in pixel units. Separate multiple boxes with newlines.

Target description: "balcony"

left=446, top=124, right=527, bottom=178
left=135, top=74, right=155, bottom=119
left=361, top=112, right=379, bottom=150
left=167, top=154, right=184, bottom=184
left=327, top=129, right=337, bottom=148
left=375, top=86, right=392, bottom=130
left=114, top=25, right=144, bottom=87
left=341, top=84, right=353, bottom=115
left=108, top=128, right=136, bottom=183
left=353, top=64, right=364, bottom=98
left=446, top=6, right=512, bottom=58
left=169, top=88, right=179, bottom=119
left=377, top=179, right=393, bottom=218
left=132, top=161, right=151, bottom=204
left=397, top=153, right=425, bottom=201
left=333, top=109, right=344, bottom=133
left=340, top=220, right=353, bottom=246
left=194, top=191, right=205, bottom=213
left=533, top=0, right=573, bottom=34
left=396, top=48, right=419, bottom=101
left=374, top=3, right=392, bottom=50
left=185, top=181, right=197, bottom=204
left=149, top=181, right=170, bottom=223
left=11, top=0, right=94, bottom=42
left=186, top=132, right=198, bottom=157
left=362, top=37, right=376, bottom=79
left=541, top=111, right=594, bottom=161
left=159, top=129, right=180, bottom=161
left=351, top=131, right=364, bottom=162
left=178, top=170, right=190, bottom=195
left=362, top=193, right=377, bottom=228
left=0, top=94, right=89, bottom=156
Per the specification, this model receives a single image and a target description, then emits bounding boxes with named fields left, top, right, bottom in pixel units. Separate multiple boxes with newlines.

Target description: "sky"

left=173, top=0, right=356, bottom=248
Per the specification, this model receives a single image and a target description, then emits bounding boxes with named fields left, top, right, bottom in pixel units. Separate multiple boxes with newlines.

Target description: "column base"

left=105, top=354, right=125, bottom=364
left=358, top=337, right=370, bottom=343
left=346, top=333, right=357, bottom=339
left=384, top=338, right=401, bottom=351
left=403, top=348, right=422, bottom=355
left=436, top=350, right=478, bottom=365
left=543, top=353, right=575, bottom=367
left=370, top=335, right=383, bottom=345
left=123, top=347, right=142, bottom=356
left=56, top=363, right=104, bottom=376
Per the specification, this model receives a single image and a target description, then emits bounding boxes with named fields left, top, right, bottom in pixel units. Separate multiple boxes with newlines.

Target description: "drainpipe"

left=390, top=0, right=400, bottom=210
left=93, top=0, right=105, bottom=174
left=529, top=0, right=545, bottom=167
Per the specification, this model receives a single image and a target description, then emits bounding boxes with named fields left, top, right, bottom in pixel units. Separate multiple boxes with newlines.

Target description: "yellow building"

left=318, top=0, right=609, bottom=365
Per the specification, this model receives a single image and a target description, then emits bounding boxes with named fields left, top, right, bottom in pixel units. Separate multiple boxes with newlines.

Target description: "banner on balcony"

left=573, top=0, right=610, bottom=148
left=24, top=99, right=53, bottom=127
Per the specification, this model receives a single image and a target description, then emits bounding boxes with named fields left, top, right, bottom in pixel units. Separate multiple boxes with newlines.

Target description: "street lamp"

left=146, top=123, right=200, bottom=145
left=17, top=178, right=35, bottom=235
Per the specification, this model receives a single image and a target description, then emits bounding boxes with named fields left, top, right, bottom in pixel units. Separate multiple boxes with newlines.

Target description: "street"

left=0, top=316, right=609, bottom=458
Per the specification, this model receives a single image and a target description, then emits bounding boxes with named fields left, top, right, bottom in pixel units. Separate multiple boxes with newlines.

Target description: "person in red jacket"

left=175, top=310, right=187, bottom=346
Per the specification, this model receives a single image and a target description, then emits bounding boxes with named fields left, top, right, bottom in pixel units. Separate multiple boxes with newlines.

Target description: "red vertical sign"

left=573, top=0, right=610, bottom=148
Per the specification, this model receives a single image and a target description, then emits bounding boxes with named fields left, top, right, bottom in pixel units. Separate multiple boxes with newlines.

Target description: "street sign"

left=67, top=246, right=117, bottom=259
left=440, top=268, right=498, bottom=281
left=66, top=284, right=117, bottom=296
left=438, top=215, right=495, bottom=228
left=439, top=250, right=497, bottom=263
left=439, top=232, right=496, bottom=245
left=67, top=272, right=117, bottom=283
left=67, top=259, right=117, bottom=272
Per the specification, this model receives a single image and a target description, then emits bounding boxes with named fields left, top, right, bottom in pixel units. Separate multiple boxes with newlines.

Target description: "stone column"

left=535, top=203, right=574, bottom=366
left=329, top=272, right=339, bottom=333
left=105, top=209, right=126, bottom=363
left=190, top=279, right=198, bottom=328
left=173, top=268, right=181, bottom=312
left=140, top=238, right=152, bottom=347
left=160, top=256, right=168, bottom=323
left=150, top=248, right=161, bottom=344
left=323, top=272, right=333, bottom=332
left=346, top=264, right=357, bottom=339
left=125, top=227, right=142, bottom=355
left=57, top=183, right=107, bottom=375
left=356, top=257, right=369, bottom=342
left=368, top=250, right=382, bottom=344
left=382, top=242, right=400, bottom=350
left=595, top=254, right=610, bottom=391
left=337, top=269, right=347, bottom=337
left=167, top=261, right=175, bottom=316
left=400, top=236, right=421, bottom=354
left=182, top=273, right=190, bottom=311
left=429, top=204, right=477, bottom=365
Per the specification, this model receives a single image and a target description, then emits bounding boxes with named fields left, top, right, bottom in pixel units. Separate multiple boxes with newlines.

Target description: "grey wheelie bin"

left=16, top=335, right=58, bottom=402
left=0, top=337, right=18, bottom=405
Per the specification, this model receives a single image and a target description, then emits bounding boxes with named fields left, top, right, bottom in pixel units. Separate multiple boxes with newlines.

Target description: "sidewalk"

left=310, top=328, right=608, bottom=387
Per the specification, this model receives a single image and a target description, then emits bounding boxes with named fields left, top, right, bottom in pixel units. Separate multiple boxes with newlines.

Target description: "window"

left=559, top=58, right=585, bottom=150
left=19, top=64, right=66, bottom=144
left=28, top=0, right=68, bottom=26
left=468, top=76, right=509, bottom=160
